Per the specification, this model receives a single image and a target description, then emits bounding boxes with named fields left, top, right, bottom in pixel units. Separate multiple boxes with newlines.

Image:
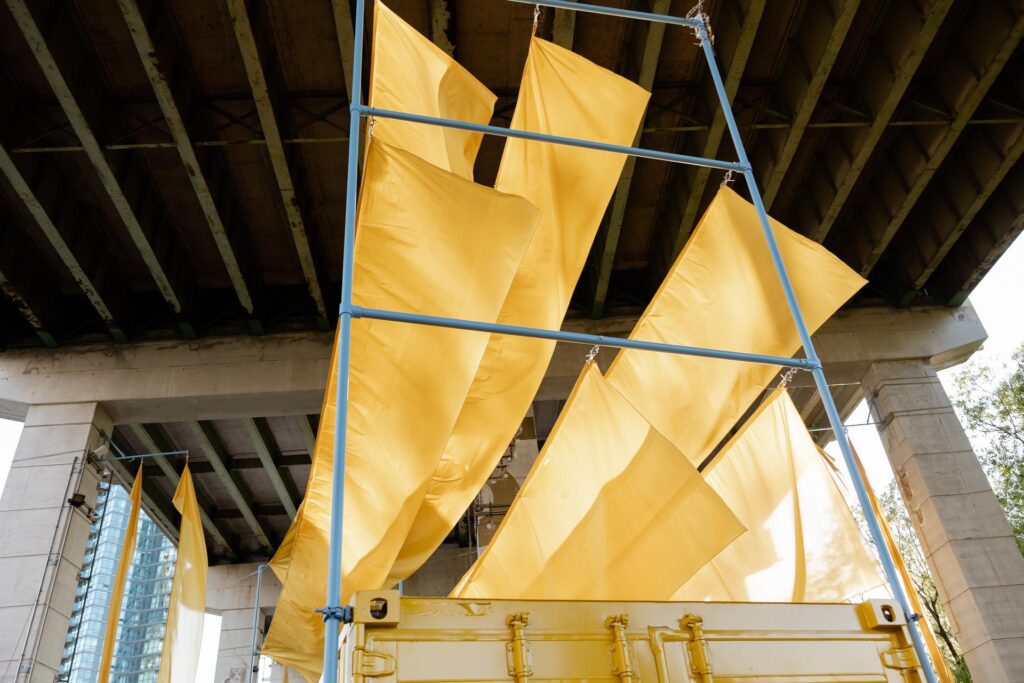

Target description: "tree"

left=879, top=483, right=970, bottom=681
left=951, top=344, right=1024, bottom=555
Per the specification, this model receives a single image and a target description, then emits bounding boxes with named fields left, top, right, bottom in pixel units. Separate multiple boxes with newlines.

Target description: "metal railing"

left=320, top=2, right=941, bottom=682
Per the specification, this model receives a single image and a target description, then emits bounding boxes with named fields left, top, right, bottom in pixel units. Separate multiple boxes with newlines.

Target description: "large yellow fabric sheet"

left=98, top=468, right=142, bottom=683
left=261, top=142, right=540, bottom=681
left=452, top=364, right=744, bottom=600
left=389, top=37, right=650, bottom=584
left=267, top=0, right=495, bottom=585
left=157, top=466, right=207, bottom=683
left=606, top=187, right=867, bottom=466
left=369, top=1, right=495, bottom=178
left=674, top=389, right=884, bottom=602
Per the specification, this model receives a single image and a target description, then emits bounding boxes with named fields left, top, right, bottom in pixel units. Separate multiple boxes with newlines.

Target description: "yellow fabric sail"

left=674, top=389, right=884, bottom=602
left=157, top=465, right=207, bottom=683
left=268, top=0, right=494, bottom=586
left=98, top=468, right=142, bottom=683
left=370, top=1, right=495, bottom=178
left=389, top=36, right=651, bottom=584
left=452, top=364, right=744, bottom=600
left=261, top=142, right=540, bottom=681
left=606, top=186, right=867, bottom=467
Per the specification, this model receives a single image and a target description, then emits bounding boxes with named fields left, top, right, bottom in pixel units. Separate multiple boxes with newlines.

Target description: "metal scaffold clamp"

left=317, top=605, right=354, bottom=624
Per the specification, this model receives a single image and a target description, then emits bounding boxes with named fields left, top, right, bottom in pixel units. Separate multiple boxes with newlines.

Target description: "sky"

left=0, top=234, right=1021, bottom=678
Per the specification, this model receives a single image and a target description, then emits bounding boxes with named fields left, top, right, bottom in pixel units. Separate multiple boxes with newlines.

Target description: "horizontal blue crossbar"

left=350, top=305, right=816, bottom=370
left=356, top=105, right=748, bottom=172
left=510, top=0, right=704, bottom=28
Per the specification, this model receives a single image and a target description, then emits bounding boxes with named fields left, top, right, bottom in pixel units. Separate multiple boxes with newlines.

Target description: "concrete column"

left=0, top=402, right=111, bottom=682
left=206, top=562, right=286, bottom=683
left=862, top=359, right=1024, bottom=682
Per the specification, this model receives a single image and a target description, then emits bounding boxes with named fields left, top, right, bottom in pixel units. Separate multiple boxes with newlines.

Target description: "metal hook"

left=778, top=366, right=798, bottom=389
left=532, top=4, right=541, bottom=36
left=367, top=116, right=376, bottom=140
left=584, top=345, right=600, bottom=365
left=720, top=169, right=735, bottom=187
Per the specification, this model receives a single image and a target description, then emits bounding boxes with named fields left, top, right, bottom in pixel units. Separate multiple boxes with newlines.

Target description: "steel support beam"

left=750, top=0, right=860, bottom=210
left=5, top=0, right=188, bottom=320
left=227, top=0, right=328, bottom=322
left=0, top=267, right=56, bottom=347
left=896, top=124, right=1024, bottom=299
left=188, top=420, right=276, bottom=551
left=795, top=0, right=954, bottom=243
left=117, top=0, right=259, bottom=324
left=243, top=417, right=299, bottom=519
left=591, top=0, right=670, bottom=318
left=668, top=0, right=766, bottom=256
left=129, top=423, right=238, bottom=557
left=0, top=143, right=125, bottom=342
left=845, top=4, right=1024, bottom=276
left=551, top=0, right=577, bottom=49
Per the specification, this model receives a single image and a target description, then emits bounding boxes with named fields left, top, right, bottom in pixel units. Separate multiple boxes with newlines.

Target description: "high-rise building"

left=58, top=481, right=176, bottom=683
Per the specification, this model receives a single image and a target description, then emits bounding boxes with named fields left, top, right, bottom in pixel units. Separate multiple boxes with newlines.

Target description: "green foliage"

left=951, top=345, right=1024, bottom=556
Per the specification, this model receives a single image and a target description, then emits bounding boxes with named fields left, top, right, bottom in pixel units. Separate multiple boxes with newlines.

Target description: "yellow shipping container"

left=340, top=590, right=924, bottom=682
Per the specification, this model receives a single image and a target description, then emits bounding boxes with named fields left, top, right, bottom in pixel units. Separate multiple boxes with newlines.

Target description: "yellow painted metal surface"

left=342, top=591, right=924, bottom=682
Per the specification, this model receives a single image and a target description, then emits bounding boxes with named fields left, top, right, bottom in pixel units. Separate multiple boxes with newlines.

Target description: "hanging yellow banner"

left=157, top=465, right=207, bottom=683
left=261, top=142, right=540, bottom=681
left=98, top=468, right=143, bottom=683
left=675, top=389, right=884, bottom=602
left=452, top=363, right=744, bottom=600
left=369, top=1, right=495, bottom=177
left=607, top=187, right=866, bottom=467
left=390, top=36, right=651, bottom=585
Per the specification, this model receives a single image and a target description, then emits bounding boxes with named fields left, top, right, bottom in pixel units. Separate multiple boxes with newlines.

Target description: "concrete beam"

left=0, top=331, right=332, bottom=423
left=591, top=0, right=670, bottom=318
left=0, top=143, right=124, bottom=342
left=537, top=304, right=988, bottom=401
left=430, top=0, right=455, bottom=56
left=845, top=3, right=1024, bottom=276
left=667, top=0, right=767, bottom=256
left=243, top=417, right=299, bottom=519
left=130, top=423, right=239, bottom=558
left=796, top=0, right=953, bottom=243
left=551, top=0, right=577, bottom=49
left=5, top=0, right=187, bottom=321
left=331, top=0, right=357, bottom=100
left=751, top=0, right=860, bottom=210
left=118, top=0, right=258, bottom=320
left=189, top=420, right=276, bottom=552
left=227, top=0, right=328, bottom=322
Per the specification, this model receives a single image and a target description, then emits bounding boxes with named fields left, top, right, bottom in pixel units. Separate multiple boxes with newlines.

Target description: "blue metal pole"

left=693, top=20, right=939, bottom=683
left=507, top=0, right=701, bottom=28
left=353, top=305, right=814, bottom=369
left=357, top=105, right=746, bottom=172
left=322, top=0, right=366, bottom=679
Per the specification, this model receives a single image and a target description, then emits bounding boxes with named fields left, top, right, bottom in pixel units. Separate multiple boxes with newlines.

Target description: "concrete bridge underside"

left=1, top=303, right=1023, bottom=681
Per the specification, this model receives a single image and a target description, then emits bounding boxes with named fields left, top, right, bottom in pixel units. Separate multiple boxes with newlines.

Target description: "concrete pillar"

left=862, top=359, right=1024, bottom=682
left=0, top=402, right=111, bottom=682
left=206, top=562, right=287, bottom=683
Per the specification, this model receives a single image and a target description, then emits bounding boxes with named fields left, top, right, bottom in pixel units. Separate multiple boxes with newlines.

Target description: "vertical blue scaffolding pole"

left=322, top=2, right=939, bottom=681
left=322, top=0, right=366, bottom=678
left=693, top=21, right=939, bottom=683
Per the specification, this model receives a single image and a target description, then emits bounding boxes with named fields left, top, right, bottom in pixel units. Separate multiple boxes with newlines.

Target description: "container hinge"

left=506, top=612, right=533, bottom=683
left=351, top=648, right=395, bottom=678
left=679, top=613, right=714, bottom=682
left=881, top=645, right=918, bottom=671
left=606, top=614, right=636, bottom=682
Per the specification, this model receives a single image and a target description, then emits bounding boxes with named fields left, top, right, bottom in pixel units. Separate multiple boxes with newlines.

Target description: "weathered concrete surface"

left=0, top=332, right=332, bottom=423
left=0, top=402, right=111, bottom=682
left=863, top=360, right=1024, bottom=682
left=206, top=562, right=286, bottom=683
